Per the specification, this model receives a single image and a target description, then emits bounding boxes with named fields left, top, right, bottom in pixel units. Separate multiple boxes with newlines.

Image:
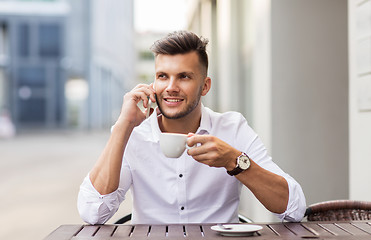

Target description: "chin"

left=162, top=112, right=184, bottom=119
left=159, top=108, right=187, bottom=119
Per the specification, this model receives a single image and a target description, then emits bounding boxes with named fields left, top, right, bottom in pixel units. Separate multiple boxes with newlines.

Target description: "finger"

left=189, top=152, right=215, bottom=166
left=187, top=141, right=214, bottom=157
left=144, top=90, right=156, bottom=104
left=133, top=84, right=155, bottom=99
left=149, top=93, right=157, bottom=103
left=131, top=91, right=150, bottom=107
left=132, top=84, right=151, bottom=92
left=187, top=134, right=211, bottom=147
left=191, top=152, right=225, bottom=168
left=147, top=83, right=157, bottom=102
left=149, top=83, right=156, bottom=92
left=133, top=87, right=154, bottom=99
left=188, top=150, right=209, bottom=161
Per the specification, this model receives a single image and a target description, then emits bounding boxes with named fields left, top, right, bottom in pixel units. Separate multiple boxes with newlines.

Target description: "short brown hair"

left=150, top=31, right=209, bottom=74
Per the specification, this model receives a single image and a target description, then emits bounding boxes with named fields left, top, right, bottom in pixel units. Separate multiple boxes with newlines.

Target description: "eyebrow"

left=156, top=71, right=195, bottom=77
left=177, top=71, right=195, bottom=77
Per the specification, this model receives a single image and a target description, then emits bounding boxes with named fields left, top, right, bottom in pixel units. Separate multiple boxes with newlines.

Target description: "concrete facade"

left=187, top=0, right=349, bottom=222
left=0, top=0, right=135, bottom=130
left=348, top=0, right=371, bottom=200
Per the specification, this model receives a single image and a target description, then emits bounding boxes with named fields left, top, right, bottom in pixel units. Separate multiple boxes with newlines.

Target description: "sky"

left=134, top=0, right=187, bottom=33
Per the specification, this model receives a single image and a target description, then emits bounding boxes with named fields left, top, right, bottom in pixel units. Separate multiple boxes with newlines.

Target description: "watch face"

left=238, top=154, right=250, bottom=170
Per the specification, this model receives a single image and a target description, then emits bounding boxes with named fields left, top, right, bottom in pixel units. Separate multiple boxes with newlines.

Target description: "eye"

left=180, top=74, right=190, bottom=79
left=157, top=74, right=167, bottom=80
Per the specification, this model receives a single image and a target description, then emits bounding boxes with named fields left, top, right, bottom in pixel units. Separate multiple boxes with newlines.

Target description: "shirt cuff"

left=85, top=174, right=125, bottom=211
left=275, top=175, right=306, bottom=222
left=78, top=174, right=125, bottom=224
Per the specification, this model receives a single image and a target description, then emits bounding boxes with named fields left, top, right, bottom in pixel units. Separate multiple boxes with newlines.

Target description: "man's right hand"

left=89, top=83, right=156, bottom=195
left=117, top=83, right=156, bottom=127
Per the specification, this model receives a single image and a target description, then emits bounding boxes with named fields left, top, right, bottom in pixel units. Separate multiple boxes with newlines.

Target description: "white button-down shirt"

left=78, top=105, right=306, bottom=225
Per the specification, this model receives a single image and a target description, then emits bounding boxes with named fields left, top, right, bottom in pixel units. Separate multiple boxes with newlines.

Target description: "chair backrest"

left=305, top=200, right=371, bottom=221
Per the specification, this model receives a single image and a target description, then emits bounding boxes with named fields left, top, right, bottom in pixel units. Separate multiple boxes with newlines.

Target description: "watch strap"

left=227, top=166, right=244, bottom=176
left=227, top=152, right=250, bottom=176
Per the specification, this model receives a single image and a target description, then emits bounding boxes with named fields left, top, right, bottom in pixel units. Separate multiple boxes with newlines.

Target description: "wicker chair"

left=305, top=200, right=371, bottom=221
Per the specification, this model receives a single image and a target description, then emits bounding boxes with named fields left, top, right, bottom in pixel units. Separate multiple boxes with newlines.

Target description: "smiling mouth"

left=164, top=98, right=183, bottom=103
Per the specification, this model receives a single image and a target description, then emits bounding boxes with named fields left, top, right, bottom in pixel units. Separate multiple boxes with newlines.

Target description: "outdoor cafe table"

left=44, top=221, right=371, bottom=239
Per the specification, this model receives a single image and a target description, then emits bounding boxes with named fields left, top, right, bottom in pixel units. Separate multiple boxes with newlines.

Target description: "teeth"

left=166, top=99, right=181, bottom=102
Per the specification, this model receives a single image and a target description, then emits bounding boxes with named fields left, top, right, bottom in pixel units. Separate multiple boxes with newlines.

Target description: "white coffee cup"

left=159, top=132, right=194, bottom=158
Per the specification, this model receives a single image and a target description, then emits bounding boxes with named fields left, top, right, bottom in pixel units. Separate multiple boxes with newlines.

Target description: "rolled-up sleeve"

left=78, top=125, right=134, bottom=224
left=77, top=174, right=127, bottom=225
left=246, top=136, right=306, bottom=222
left=249, top=136, right=306, bottom=222
left=235, top=114, right=306, bottom=222
left=275, top=174, right=306, bottom=222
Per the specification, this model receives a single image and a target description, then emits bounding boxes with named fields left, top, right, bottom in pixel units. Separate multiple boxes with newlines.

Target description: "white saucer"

left=211, top=224, right=263, bottom=237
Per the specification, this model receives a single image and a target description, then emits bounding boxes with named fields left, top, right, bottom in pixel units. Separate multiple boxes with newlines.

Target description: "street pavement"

left=0, top=130, right=132, bottom=240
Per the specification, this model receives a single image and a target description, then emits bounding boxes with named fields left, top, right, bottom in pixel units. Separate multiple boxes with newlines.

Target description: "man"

left=78, top=31, right=306, bottom=225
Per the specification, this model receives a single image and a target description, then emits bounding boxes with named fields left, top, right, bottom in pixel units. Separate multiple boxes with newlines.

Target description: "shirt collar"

left=198, top=104, right=212, bottom=134
left=149, top=109, right=162, bottom=142
left=150, top=104, right=212, bottom=142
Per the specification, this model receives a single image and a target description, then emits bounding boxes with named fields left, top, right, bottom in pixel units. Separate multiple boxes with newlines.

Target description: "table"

left=45, top=221, right=371, bottom=239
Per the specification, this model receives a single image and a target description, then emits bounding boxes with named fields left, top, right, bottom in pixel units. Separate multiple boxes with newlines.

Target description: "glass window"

left=18, top=98, right=46, bottom=123
left=18, top=66, right=46, bottom=87
left=17, top=23, right=29, bottom=57
left=39, top=23, right=61, bottom=57
left=20, top=0, right=57, bottom=2
left=0, top=22, right=8, bottom=56
left=54, top=69, right=63, bottom=123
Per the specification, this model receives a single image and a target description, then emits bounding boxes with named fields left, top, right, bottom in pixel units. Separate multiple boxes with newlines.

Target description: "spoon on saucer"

left=217, top=224, right=233, bottom=230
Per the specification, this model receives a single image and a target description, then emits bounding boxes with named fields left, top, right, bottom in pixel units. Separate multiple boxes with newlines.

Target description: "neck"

left=158, top=104, right=202, bottom=134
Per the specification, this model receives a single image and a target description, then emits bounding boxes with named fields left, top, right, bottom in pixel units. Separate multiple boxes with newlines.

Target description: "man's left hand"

left=186, top=133, right=241, bottom=171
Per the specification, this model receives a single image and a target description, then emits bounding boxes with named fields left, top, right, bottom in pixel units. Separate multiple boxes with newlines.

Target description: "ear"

left=201, top=77, right=211, bottom=96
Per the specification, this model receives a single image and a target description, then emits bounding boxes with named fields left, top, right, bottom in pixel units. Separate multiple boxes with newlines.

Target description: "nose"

left=165, top=77, right=179, bottom=93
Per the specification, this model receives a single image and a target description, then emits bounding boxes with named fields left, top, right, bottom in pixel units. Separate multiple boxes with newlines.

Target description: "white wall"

left=271, top=0, right=349, bottom=206
left=239, top=0, right=275, bottom=222
left=187, top=0, right=275, bottom=222
left=229, top=0, right=349, bottom=222
left=188, top=0, right=350, bottom=222
left=349, top=0, right=371, bottom=200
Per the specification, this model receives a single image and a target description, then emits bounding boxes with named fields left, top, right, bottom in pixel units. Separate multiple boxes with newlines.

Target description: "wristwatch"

left=227, top=152, right=251, bottom=176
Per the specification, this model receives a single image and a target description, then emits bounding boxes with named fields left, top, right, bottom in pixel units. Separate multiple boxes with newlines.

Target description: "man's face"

left=154, top=51, right=210, bottom=119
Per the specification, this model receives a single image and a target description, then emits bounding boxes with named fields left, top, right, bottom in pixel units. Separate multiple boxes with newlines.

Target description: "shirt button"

left=181, top=206, right=185, bottom=210
left=179, top=174, right=183, bottom=178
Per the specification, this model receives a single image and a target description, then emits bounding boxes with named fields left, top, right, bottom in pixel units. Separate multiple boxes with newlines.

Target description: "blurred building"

left=0, top=0, right=68, bottom=129
left=0, top=0, right=135, bottom=130
left=88, top=0, right=135, bottom=129
left=186, top=0, right=350, bottom=221
left=135, top=32, right=166, bottom=85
